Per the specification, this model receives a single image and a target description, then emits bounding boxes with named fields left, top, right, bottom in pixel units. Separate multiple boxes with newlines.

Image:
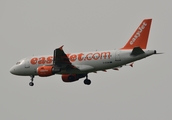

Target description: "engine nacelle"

left=62, top=74, right=86, bottom=82
left=37, top=66, right=54, bottom=77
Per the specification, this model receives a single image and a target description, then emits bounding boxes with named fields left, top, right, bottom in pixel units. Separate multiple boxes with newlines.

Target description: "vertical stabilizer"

left=122, top=19, right=152, bottom=49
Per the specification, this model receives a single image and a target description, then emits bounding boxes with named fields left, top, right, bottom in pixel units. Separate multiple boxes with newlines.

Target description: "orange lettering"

left=30, top=57, right=38, bottom=65
left=46, top=56, right=53, bottom=64
left=100, top=52, right=111, bottom=59
left=78, top=53, right=84, bottom=61
left=85, top=53, right=92, bottom=60
left=70, top=54, right=77, bottom=62
left=93, top=53, right=100, bottom=60
left=38, top=57, right=46, bottom=64
left=30, top=51, right=111, bottom=65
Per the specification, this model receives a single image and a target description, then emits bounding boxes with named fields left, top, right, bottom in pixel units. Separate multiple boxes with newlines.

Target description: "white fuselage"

left=10, top=49, right=156, bottom=76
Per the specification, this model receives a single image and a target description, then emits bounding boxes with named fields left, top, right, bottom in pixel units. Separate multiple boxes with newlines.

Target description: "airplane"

left=10, top=19, right=160, bottom=86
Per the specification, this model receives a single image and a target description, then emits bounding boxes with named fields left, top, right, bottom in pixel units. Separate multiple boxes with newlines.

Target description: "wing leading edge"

left=53, top=46, right=95, bottom=73
left=53, top=45, right=71, bottom=67
left=53, top=45, right=75, bottom=72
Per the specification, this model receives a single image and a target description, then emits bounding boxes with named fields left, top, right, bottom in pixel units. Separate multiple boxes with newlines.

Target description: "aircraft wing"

left=53, top=46, right=95, bottom=72
left=53, top=46, right=72, bottom=68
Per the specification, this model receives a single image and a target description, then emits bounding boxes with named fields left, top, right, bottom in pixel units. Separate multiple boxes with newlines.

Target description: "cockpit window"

left=16, top=59, right=24, bottom=65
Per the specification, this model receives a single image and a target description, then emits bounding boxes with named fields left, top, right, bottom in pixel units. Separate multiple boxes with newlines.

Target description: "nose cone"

left=10, top=65, right=23, bottom=75
left=10, top=66, right=17, bottom=75
left=10, top=58, right=28, bottom=76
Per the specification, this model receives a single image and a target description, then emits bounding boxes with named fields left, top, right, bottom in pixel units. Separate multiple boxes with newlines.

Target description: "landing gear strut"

left=84, top=74, right=91, bottom=85
left=29, top=75, right=34, bottom=86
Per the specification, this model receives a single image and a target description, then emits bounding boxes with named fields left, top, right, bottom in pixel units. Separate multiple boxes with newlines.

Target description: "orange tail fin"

left=122, top=19, right=152, bottom=49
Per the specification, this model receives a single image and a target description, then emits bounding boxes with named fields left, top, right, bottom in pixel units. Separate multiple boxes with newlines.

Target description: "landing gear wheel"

left=29, top=82, right=34, bottom=86
left=29, top=75, right=35, bottom=86
left=84, top=79, right=91, bottom=85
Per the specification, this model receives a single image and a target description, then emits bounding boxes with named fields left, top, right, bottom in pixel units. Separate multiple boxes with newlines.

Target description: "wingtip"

left=59, top=45, right=64, bottom=50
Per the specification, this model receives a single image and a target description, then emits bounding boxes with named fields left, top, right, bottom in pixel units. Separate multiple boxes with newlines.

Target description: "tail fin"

left=121, top=19, right=152, bottom=49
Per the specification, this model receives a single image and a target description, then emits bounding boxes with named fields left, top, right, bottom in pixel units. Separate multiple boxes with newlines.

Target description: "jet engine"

left=62, top=74, right=86, bottom=82
left=37, top=66, right=54, bottom=77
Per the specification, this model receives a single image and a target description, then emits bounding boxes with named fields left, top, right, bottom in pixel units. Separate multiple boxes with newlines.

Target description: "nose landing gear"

left=29, top=75, right=34, bottom=86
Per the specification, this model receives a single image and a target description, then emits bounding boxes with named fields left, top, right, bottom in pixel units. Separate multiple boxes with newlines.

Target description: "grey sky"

left=1, top=0, right=171, bottom=120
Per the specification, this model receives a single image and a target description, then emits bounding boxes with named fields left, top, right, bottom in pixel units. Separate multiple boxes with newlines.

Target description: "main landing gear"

left=83, top=74, right=91, bottom=85
left=29, top=75, right=34, bottom=86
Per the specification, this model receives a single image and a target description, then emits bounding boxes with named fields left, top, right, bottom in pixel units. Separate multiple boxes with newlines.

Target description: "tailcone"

left=144, top=50, right=157, bottom=57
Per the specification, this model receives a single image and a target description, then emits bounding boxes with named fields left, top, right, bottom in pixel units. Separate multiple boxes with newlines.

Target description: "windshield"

left=16, top=59, right=25, bottom=65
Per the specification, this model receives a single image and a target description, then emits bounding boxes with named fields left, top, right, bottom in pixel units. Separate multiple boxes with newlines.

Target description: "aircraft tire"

left=29, top=82, right=34, bottom=86
left=84, top=79, right=91, bottom=85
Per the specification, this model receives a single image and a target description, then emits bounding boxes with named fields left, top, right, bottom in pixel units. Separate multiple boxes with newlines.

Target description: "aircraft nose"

left=10, top=66, right=16, bottom=75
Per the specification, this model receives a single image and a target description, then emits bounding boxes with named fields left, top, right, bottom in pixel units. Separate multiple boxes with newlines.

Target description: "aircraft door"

left=25, top=60, right=30, bottom=68
left=115, top=50, right=121, bottom=61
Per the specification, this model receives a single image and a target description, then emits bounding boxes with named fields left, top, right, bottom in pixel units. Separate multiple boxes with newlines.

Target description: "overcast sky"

left=1, top=0, right=171, bottom=120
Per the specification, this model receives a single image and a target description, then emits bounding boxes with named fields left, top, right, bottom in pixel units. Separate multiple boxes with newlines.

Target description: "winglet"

left=121, top=19, right=152, bottom=49
left=59, top=45, right=64, bottom=50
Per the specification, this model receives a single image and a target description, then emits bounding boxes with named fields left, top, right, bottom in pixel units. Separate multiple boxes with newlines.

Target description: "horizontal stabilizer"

left=131, top=47, right=145, bottom=56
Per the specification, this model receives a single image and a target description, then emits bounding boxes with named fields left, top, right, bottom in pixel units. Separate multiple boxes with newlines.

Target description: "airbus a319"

left=10, top=19, right=160, bottom=86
